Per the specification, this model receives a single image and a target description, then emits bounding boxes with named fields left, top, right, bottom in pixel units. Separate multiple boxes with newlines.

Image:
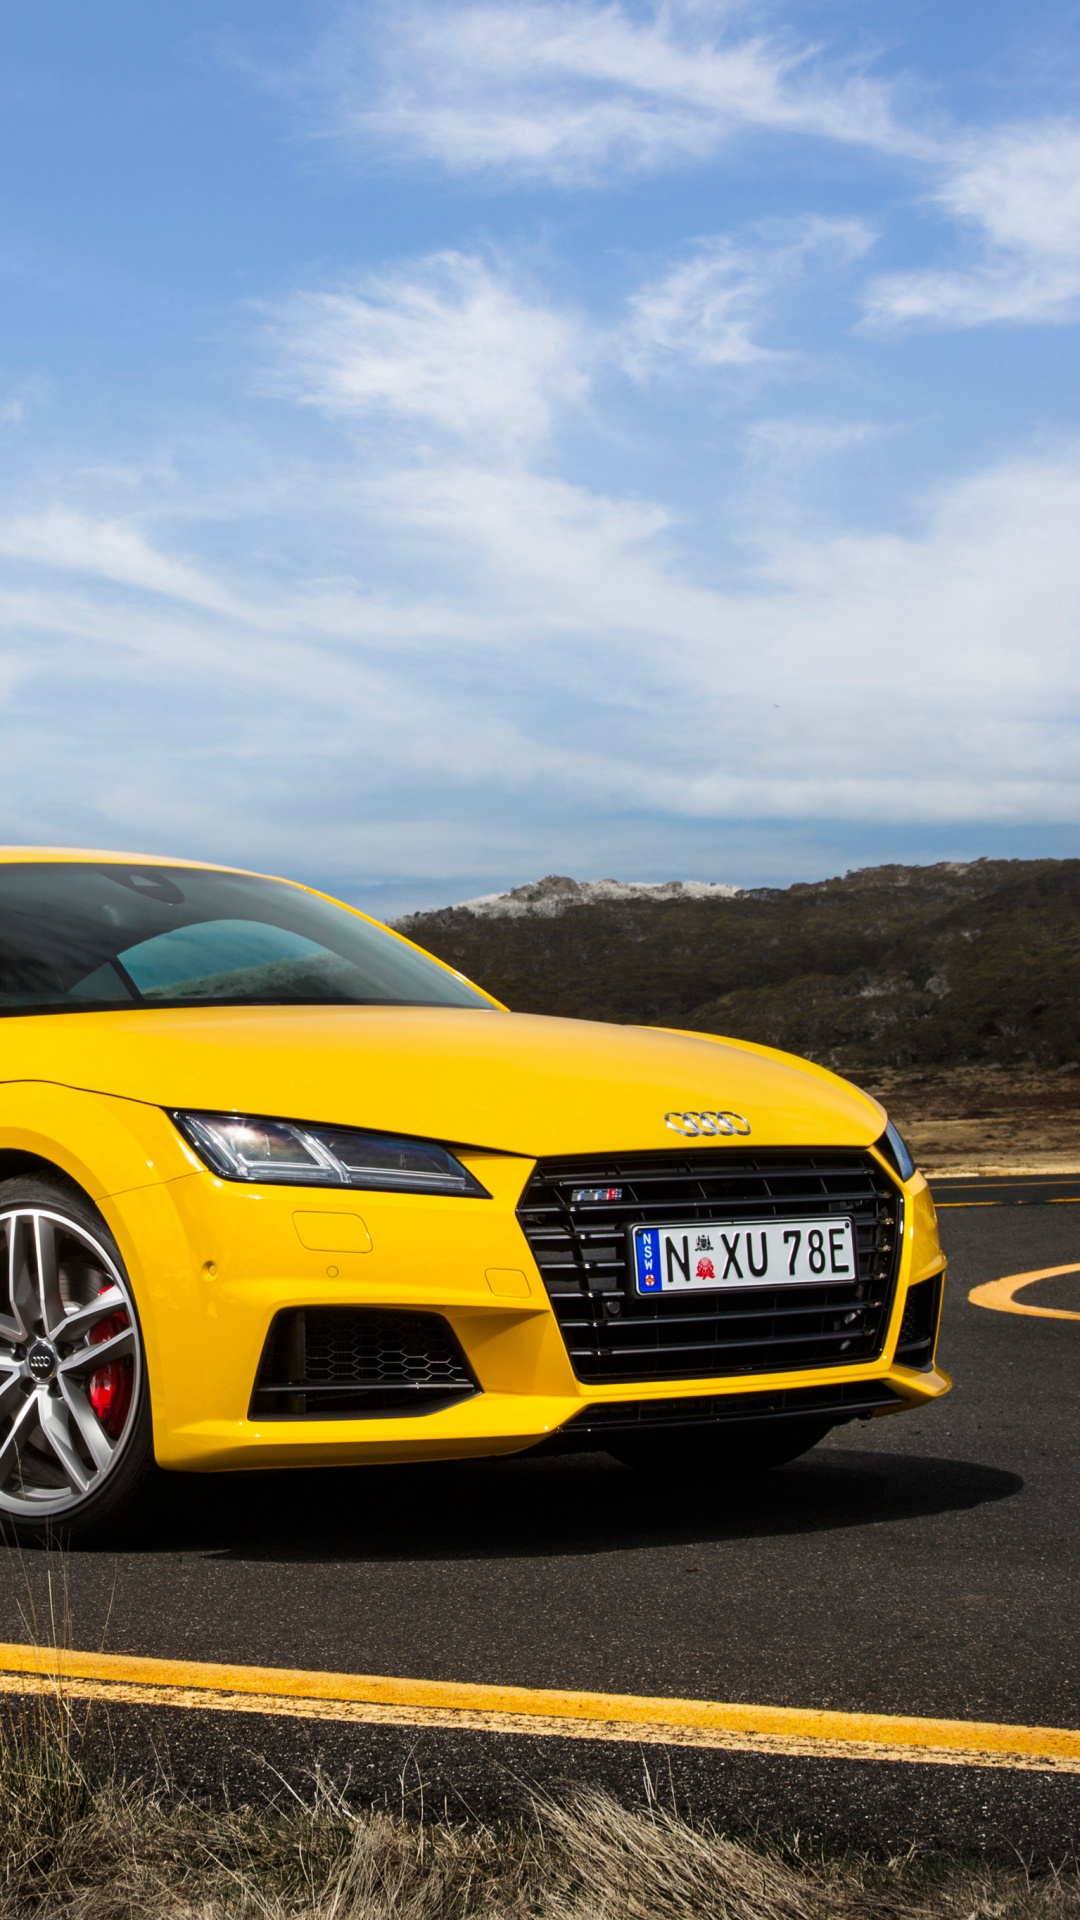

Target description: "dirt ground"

left=855, top=1064, right=1080, bottom=1174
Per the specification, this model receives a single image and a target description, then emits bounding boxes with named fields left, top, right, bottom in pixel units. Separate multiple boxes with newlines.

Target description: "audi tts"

left=0, top=849, right=949, bottom=1541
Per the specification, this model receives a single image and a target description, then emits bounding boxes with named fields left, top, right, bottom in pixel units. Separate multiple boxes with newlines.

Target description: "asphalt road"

left=3, top=1186, right=1080, bottom=1854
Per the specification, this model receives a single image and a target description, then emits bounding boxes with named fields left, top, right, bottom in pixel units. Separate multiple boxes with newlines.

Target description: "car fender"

left=0, top=1081, right=194, bottom=1200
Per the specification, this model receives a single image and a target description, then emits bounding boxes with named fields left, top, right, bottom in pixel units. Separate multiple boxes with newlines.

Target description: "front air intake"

left=895, top=1273, right=944, bottom=1371
left=250, top=1307, right=479, bottom=1419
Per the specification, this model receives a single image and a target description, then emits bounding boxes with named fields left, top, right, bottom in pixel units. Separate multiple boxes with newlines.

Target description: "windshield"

left=0, top=863, right=494, bottom=1014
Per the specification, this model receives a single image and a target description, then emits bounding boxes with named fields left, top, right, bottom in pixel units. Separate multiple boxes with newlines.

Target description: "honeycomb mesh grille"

left=895, top=1272, right=943, bottom=1371
left=250, top=1307, right=478, bottom=1419
left=517, top=1147, right=902, bottom=1386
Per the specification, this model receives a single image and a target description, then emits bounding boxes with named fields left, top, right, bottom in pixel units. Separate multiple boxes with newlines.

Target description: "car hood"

left=4, top=1005, right=885, bottom=1158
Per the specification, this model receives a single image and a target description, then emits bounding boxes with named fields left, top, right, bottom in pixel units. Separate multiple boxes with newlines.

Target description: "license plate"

left=632, top=1216, right=858, bottom=1295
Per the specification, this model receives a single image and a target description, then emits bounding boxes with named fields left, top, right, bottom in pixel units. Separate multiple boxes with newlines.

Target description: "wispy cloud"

left=624, top=238, right=780, bottom=373
left=4, top=203, right=1079, bottom=881
left=0, top=509, right=237, bottom=611
left=624, top=217, right=874, bottom=375
left=282, top=6, right=1080, bottom=341
left=301, top=0, right=912, bottom=185
left=865, top=122, right=1080, bottom=328
left=4, top=418, right=1080, bottom=887
left=3, top=3, right=1079, bottom=899
left=273, top=226, right=869, bottom=461
left=271, top=251, right=588, bottom=446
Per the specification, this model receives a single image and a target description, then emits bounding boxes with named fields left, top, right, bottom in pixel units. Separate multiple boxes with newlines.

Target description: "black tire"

left=606, top=1416, right=834, bottom=1475
left=0, top=1175, right=159, bottom=1546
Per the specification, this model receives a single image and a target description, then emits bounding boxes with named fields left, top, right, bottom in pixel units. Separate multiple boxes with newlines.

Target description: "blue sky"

left=1, top=0, right=1079, bottom=914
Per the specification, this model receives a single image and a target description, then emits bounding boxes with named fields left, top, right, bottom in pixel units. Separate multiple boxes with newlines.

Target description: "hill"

left=397, top=857, right=1080, bottom=1073
left=454, top=875, right=740, bottom=916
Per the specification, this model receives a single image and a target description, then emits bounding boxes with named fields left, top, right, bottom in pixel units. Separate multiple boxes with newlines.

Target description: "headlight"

left=877, top=1119, right=916, bottom=1182
left=171, top=1110, right=490, bottom=1197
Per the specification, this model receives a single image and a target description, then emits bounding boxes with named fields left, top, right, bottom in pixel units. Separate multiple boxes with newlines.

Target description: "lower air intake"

left=250, top=1307, right=479, bottom=1419
left=895, top=1273, right=944, bottom=1371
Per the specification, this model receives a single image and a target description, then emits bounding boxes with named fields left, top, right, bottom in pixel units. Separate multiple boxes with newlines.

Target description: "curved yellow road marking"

left=0, top=1640, right=1078, bottom=1773
left=968, top=1264, right=1080, bottom=1321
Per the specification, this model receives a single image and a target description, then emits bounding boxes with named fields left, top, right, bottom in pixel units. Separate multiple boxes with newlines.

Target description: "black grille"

left=895, top=1273, right=943, bottom=1371
left=250, top=1307, right=479, bottom=1419
left=517, top=1148, right=902, bottom=1386
left=547, top=1380, right=904, bottom=1446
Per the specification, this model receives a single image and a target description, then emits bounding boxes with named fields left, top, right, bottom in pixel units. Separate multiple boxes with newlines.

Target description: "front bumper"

left=103, top=1139, right=950, bottom=1472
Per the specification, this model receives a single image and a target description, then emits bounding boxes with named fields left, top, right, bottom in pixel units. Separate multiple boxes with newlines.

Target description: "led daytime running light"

left=171, top=1110, right=490, bottom=1197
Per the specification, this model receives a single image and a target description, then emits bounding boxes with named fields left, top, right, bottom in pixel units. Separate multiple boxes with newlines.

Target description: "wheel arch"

left=0, top=1153, right=124, bottom=1254
left=0, top=1082, right=192, bottom=1203
left=0, top=1147, right=76, bottom=1186
left=0, top=1093, right=197, bottom=1460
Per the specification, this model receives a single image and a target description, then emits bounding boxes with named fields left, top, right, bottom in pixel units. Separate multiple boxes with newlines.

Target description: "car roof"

left=0, top=846, right=252, bottom=874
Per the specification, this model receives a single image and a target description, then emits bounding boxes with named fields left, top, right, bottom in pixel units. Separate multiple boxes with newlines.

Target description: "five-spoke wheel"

left=0, top=1181, right=153, bottom=1541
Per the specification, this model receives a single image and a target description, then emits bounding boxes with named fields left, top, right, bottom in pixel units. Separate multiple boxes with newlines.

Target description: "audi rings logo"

left=664, top=1110, right=751, bottom=1138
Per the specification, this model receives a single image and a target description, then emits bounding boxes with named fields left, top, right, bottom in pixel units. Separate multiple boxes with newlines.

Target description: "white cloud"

left=271, top=228, right=873, bottom=470
left=943, top=124, right=1080, bottom=262
left=745, top=416, right=883, bottom=470
left=0, top=510, right=238, bottom=612
left=284, top=8, right=1080, bottom=342
left=625, top=239, right=780, bottom=373
left=305, top=0, right=910, bottom=185
left=404, top=446, right=1080, bottom=831
left=3, top=237, right=1080, bottom=882
left=624, top=217, right=873, bottom=374
left=4, top=435, right=1080, bottom=884
left=865, top=122, right=1080, bottom=329
left=271, top=251, right=588, bottom=445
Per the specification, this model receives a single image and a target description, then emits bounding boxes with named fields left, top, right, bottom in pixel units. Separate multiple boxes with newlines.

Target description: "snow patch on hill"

left=453, top=874, right=742, bottom=918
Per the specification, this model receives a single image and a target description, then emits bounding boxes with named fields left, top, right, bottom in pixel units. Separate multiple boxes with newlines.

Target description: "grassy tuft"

left=1, top=1710, right=1079, bottom=1918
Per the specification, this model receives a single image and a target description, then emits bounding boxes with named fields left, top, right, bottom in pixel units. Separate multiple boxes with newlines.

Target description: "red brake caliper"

left=88, top=1300, right=133, bottom=1439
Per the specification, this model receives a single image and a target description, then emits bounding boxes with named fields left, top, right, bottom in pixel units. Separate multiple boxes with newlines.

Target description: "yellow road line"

left=2, top=1642, right=1079, bottom=1774
left=968, top=1264, right=1080, bottom=1322
left=938, top=1198, right=1080, bottom=1210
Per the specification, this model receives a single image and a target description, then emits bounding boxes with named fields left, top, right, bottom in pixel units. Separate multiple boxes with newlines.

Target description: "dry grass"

left=855, top=1065, right=1080, bottom=1173
left=1, top=1705, right=1079, bottom=1920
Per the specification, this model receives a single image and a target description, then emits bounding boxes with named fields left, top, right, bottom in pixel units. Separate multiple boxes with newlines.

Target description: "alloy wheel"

left=0, top=1208, right=142, bottom=1519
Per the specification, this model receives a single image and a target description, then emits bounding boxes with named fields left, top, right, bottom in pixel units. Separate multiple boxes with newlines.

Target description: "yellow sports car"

left=0, top=849, right=949, bottom=1542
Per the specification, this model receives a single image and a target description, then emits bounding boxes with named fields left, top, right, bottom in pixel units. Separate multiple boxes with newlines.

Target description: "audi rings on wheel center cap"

left=26, top=1340, right=58, bottom=1382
